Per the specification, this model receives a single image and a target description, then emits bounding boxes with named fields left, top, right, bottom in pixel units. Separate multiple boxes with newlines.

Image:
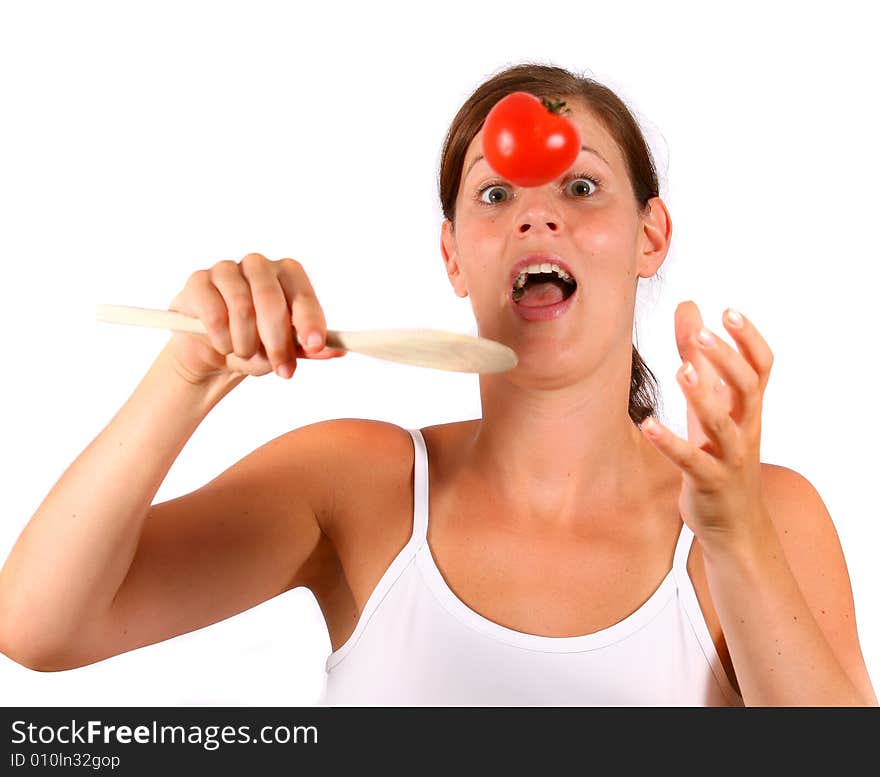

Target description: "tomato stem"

left=541, top=97, right=569, bottom=115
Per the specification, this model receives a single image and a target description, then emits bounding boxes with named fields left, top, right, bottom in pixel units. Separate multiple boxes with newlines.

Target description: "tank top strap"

left=671, top=518, right=695, bottom=586
left=405, top=428, right=430, bottom=546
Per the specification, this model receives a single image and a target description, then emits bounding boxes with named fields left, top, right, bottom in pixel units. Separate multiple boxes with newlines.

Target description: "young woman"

left=0, top=63, right=875, bottom=707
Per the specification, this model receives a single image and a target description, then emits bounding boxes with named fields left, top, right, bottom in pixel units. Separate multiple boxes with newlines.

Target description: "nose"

left=518, top=218, right=559, bottom=234
left=515, top=191, right=562, bottom=234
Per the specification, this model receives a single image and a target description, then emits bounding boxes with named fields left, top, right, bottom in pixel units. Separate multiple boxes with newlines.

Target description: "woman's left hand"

left=640, top=301, right=775, bottom=549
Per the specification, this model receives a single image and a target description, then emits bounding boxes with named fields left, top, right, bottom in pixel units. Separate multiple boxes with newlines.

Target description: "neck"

left=454, top=345, right=666, bottom=532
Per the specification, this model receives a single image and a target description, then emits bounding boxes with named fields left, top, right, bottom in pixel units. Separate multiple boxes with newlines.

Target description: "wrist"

left=155, top=342, right=248, bottom=414
left=697, top=506, right=779, bottom=572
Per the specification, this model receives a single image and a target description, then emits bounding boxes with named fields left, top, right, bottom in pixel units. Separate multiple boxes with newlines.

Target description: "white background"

left=1, top=0, right=876, bottom=706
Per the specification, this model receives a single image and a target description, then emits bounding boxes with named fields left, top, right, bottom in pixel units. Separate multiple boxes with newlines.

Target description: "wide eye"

left=477, top=174, right=599, bottom=206
left=566, top=176, right=598, bottom=197
left=479, top=184, right=511, bottom=205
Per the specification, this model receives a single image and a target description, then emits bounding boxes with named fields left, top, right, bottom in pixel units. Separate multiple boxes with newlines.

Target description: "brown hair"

left=438, top=61, right=663, bottom=426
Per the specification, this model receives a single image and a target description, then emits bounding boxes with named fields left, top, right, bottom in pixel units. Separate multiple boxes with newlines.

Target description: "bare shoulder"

left=310, top=417, right=416, bottom=541
left=759, top=462, right=848, bottom=551
left=295, top=418, right=417, bottom=618
left=759, top=462, right=879, bottom=705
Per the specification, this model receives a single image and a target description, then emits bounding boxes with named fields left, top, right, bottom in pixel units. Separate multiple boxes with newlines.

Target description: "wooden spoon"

left=95, top=304, right=518, bottom=374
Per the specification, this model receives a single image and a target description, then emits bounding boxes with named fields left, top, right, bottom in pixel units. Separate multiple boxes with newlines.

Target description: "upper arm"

left=58, top=418, right=359, bottom=670
left=762, top=463, right=879, bottom=706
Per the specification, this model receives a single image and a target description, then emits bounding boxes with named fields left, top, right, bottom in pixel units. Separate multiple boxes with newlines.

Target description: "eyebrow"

left=464, top=145, right=611, bottom=181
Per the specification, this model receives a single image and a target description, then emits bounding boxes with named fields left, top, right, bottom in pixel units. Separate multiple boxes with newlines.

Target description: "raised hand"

left=640, top=302, right=775, bottom=547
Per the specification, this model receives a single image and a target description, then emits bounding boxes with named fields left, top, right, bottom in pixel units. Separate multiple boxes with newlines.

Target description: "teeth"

left=512, top=262, right=576, bottom=289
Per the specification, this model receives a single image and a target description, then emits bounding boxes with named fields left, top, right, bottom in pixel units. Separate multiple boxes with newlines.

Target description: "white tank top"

left=319, top=427, right=744, bottom=706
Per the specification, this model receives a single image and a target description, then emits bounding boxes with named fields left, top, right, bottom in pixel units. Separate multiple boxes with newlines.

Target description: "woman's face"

left=441, top=98, right=669, bottom=374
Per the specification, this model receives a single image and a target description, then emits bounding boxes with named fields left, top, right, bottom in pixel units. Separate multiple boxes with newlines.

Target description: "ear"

left=636, top=196, right=672, bottom=279
left=441, top=219, right=468, bottom=298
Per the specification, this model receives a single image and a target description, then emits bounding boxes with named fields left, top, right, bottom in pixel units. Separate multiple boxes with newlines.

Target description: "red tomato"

left=481, top=91, right=581, bottom=187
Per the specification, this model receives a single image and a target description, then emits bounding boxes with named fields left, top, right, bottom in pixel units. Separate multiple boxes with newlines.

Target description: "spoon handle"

left=95, top=304, right=517, bottom=374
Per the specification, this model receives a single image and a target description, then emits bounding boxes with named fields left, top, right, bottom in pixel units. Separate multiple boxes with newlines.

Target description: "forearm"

left=700, top=513, right=867, bottom=706
left=0, top=340, right=245, bottom=663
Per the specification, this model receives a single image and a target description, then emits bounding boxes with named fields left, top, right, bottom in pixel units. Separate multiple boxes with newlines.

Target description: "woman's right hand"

left=166, top=253, right=346, bottom=384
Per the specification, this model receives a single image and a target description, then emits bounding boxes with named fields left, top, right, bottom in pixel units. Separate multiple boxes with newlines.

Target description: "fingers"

left=275, top=258, right=328, bottom=354
left=239, top=253, right=297, bottom=375
left=721, top=308, right=774, bottom=393
left=300, top=345, right=348, bottom=360
left=210, top=253, right=336, bottom=377
left=689, top=309, right=772, bottom=431
left=653, top=305, right=772, bottom=475
left=690, top=325, right=760, bottom=429
left=210, top=259, right=260, bottom=359
left=641, top=415, right=723, bottom=485
left=674, top=300, right=704, bottom=362
left=175, top=270, right=235, bottom=356
left=676, top=358, right=742, bottom=464
left=171, top=251, right=342, bottom=382
left=675, top=302, right=773, bottom=422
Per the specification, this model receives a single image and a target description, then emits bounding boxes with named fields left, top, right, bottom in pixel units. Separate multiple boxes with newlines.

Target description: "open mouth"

left=511, top=265, right=578, bottom=307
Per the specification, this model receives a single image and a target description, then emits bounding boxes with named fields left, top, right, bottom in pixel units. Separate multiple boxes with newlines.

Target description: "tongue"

left=517, top=280, right=566, bottom=308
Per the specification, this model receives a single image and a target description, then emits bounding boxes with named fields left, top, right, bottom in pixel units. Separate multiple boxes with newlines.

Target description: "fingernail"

left=726, top=308, right=744, bottom=327
left=276, top=363, right=293, bottom=379
left=307, top=332, right=323, bottom=350
left=697, top=328, right=714, bottom=347
left=683, top=360, right=698, bottom=385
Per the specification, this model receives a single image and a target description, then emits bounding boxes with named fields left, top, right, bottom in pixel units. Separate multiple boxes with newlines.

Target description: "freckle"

left=777, top=650, right=782, bottom=655
left=821, top=609, right=826, bottom=615
left=740, top=619, right=745, bottom=624
left=793, top=616, right=797, bottom=621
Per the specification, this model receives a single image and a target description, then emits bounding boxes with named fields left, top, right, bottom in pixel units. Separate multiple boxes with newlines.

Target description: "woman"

left=0, top=63, right=875, bottom=707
